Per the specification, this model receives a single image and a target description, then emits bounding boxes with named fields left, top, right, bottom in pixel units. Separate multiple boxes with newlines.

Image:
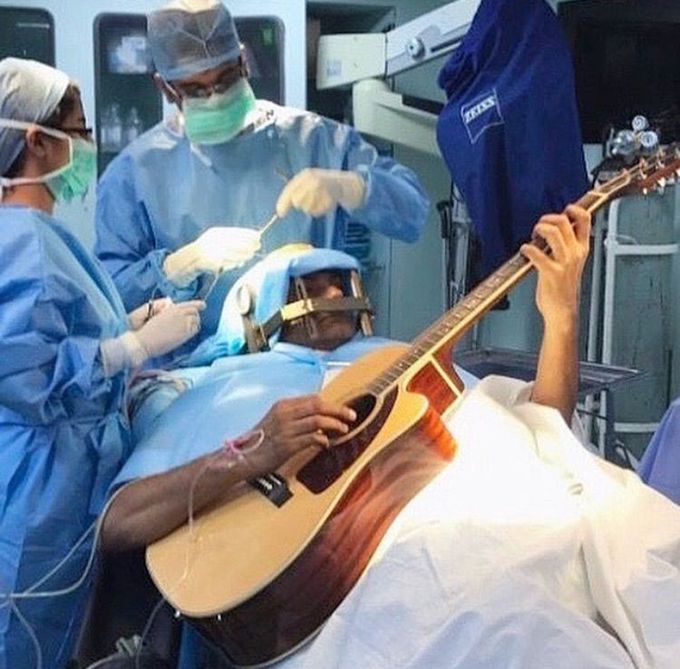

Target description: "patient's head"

left=215, top=244, right=373, bottom=355
left=280, top=269, right=361, bottom=351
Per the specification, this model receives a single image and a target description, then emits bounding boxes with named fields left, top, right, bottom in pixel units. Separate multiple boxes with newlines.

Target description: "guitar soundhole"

left=297, top=391, right=396, bottom=494
left=327, top=393, right=376, bottom=442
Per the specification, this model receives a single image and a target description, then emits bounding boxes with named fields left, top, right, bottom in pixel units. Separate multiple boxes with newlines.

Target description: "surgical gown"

left=94, top=101, right=430, bottom=365
left=638, top=397, right=680, bottom=505
left=0, top=206, right=131, bottom=669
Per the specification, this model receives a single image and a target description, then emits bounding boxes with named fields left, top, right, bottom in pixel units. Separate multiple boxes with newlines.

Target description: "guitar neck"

left=366, top=188, right=616, bottom=396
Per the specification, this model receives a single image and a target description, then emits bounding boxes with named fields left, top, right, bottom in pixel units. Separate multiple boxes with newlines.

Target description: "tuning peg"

left=656, top=178, right=667, bottom=195
left=642, top=187, right=649, bottom=196
left=640, top=131, right=659, bottom=153
left=632, top=115, right=649, bottom=132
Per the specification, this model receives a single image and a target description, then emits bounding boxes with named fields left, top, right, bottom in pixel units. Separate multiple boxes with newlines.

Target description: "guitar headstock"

left=598, top=143, right=680, bottom=201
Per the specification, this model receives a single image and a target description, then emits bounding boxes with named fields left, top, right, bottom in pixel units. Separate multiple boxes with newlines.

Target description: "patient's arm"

left=101, top=395, right=356, bottom=552
left=520, top=205, right=591, bottom=423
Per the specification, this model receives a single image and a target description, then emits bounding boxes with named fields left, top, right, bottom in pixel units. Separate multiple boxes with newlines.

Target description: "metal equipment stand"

left=585, top=197, right=678, bottom=459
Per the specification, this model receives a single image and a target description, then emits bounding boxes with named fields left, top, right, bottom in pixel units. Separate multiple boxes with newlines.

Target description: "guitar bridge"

left=248, top=473, right=292, bottom=507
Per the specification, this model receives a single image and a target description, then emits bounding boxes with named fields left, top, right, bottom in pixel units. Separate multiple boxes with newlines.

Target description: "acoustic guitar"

left=147, top=146, right=680, bottom=667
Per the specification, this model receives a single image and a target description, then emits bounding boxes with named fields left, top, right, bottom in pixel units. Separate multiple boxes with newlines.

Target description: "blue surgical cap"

left=148, top=0, right=241, bottom=82
left=0, top=58, right=69, bottom=175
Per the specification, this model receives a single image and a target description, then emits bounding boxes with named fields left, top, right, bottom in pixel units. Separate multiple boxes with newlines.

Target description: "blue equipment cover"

left=436, top=0, right=588, bottom=276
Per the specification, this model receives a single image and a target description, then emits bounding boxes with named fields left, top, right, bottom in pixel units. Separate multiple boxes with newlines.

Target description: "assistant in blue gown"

left=639, top=398, right=680, bottom=505
left=0, top=206, right=131, bottom=669
left=0, top=56, right=134, bottom=669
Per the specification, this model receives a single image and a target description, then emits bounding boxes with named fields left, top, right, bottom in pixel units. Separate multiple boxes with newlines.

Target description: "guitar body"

left=146, top=344, right=465, bottom=667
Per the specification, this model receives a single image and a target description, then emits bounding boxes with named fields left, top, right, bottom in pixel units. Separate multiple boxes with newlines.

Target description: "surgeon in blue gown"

left=94, top=0, right=431, bottom=366
left=0, top=58, right=206, bottom=669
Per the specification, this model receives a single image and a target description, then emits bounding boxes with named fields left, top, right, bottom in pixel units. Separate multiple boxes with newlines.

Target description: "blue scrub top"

left=94, top=101, right=430, bottom=366
left=639, top=397, right=680, bottom=505
left=0, top=206, right=131, bottom=669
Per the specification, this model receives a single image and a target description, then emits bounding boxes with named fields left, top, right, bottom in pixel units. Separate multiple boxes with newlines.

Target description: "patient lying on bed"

left=100, top=211, right=680, bottom=668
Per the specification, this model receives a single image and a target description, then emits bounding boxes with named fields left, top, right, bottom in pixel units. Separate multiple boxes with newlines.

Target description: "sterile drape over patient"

left=276, top=378, right=680, bottom=669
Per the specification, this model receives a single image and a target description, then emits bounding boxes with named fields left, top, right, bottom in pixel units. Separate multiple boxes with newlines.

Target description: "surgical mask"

left=183, top=78, right=256, bottom=145
left=0, top=119, right=97, bottom=202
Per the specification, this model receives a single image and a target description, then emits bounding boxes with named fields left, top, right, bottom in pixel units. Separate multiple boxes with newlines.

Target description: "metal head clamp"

left=237, top=269, right=374, bottom=353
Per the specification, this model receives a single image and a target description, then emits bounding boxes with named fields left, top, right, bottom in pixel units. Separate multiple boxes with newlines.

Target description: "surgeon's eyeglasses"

left=169, top=61, right=244, bottom=100
left=50, top=126, right=94, bottom=139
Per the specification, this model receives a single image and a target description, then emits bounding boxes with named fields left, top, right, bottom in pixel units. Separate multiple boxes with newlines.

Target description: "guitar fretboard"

left=365, top=184, right=628, bottom=397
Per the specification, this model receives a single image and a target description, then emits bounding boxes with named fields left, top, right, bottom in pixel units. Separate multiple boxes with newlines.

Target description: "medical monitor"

left=558, top=0, right=680, bottom=143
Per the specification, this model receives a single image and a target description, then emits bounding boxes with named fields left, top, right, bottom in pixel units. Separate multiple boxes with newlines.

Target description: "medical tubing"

left=134, top=596, right=167, bottom=669
left=169, top=430, right=266, bottom=594
left=0, top=496, right=116, bottom=669
left=187, top=429, right=265, bottom=537
left=10, top=599, right=43, bottom=669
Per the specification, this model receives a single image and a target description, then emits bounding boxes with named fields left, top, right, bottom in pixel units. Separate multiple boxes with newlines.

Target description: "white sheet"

left=277, top=376, right=680, bottom=669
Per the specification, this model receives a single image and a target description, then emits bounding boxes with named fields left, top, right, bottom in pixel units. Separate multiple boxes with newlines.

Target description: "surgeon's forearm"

left=531, top=314, right=579, bottom=424
left=100, top=453, right=249, bottom=552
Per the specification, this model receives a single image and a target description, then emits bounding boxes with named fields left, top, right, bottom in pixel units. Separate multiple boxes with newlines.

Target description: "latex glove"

left=127, top=297, right=173, bottom=331
left=163, top=227, right=261, bottom=288
left=101, top=300, right=206, bottom=376
left=275, top=168, right=366, bottom=218
left=134, top=299, right=206, bottom=358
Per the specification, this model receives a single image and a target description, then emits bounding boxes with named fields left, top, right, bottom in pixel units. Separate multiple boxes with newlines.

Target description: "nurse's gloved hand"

left=127, top=297, right=173, bottom=330
left=163, top=227, right=261, bottom=287
left=100, top=300, right=204, bottom=376
left=134, top=299, right=206, bottom=358
left=275, top=168, right=366, bottom=218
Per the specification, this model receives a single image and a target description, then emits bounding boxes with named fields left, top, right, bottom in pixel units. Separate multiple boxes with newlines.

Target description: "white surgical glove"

left=134, top=299, right=206, bottom=358
left=163, top=227, right=261, bottom=288
left=275, top=168, right=367, bottom=218
left=127, top=297, right=173, bottom=331
left=100, top=300, right=206, bottom=376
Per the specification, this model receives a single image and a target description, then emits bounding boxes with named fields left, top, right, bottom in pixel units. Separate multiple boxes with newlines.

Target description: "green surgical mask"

left=0, top=119, right=97, bottom=203
left=183, top=78, right=257, bottom=145
left=44, top=136, right=97, bottom=203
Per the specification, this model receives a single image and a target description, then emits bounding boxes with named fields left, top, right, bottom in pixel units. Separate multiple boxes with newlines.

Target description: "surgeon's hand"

left=163, top=227, right=261, bottom=287
left=276, top=168, right=367, bottom=218
left=239, top=394, right=357, bottom=476
left=133, top=299, right=206, bottom=358
left=127, top=297, right=173, bottom=331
